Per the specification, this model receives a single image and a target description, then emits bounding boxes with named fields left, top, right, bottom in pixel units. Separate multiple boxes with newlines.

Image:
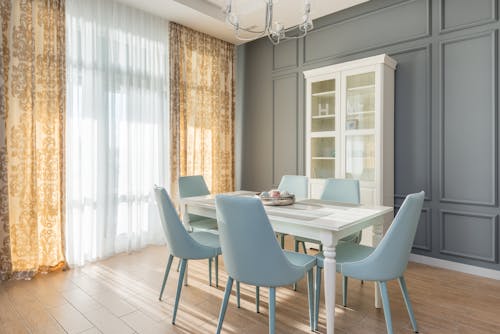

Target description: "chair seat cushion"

left=316, top=242, right=374, bottom=269
left=190, top=231, right=222, bottom=255
left=190, top=217, right=218, bottom=231
left=284, top=251, right=317, bottom=272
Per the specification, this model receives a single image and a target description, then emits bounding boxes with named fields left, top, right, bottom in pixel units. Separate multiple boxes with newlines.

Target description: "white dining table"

left=180, top=191, right=393, bottom=334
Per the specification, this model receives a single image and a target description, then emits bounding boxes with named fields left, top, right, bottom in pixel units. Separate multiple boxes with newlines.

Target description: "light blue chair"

left=276, top=175, right=308, bottom=248
left=153, top=186, right=222, bottom=324
left=215, top=195, right=317, bottom=334
left=178, top=175, right=220, bottom=285
left=295, top=178, right=362, bottom=254
left=314, top=191, right=424, bottom=333
left=178, top=175, right=218, bottom=232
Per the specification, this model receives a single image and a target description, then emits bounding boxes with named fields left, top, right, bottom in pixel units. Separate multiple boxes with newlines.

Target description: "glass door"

left=309, top=78, right=337, bottom=178
left=343, top=70, right=376, bottom=182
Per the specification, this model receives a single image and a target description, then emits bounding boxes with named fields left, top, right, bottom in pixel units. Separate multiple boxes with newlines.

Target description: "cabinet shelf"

left=310, top=131, right=336, bottom=138
left=312, top=157, right=335, bottom=160
left=346, top=110, right=374, bottom=116
left=347, top=84, right=375, bottom=92
left=312, top=91, right=335, bottom=97
left=312, top=115, right=335, bottom=119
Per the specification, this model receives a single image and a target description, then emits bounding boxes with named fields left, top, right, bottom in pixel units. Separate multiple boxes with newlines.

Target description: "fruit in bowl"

left=270, top=190, right=281, bottom=198
left=259, top=189, right=295, bottom=206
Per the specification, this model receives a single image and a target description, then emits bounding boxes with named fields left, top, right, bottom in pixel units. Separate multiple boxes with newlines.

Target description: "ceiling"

left=115, top=0, right=370, bottom=45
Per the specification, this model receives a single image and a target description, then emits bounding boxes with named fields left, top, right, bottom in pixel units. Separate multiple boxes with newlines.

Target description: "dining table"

left=180, top=190, right=394, bottom=334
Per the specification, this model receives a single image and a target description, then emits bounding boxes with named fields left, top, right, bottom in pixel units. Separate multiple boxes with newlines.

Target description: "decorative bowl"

left=258, top=193, right=295, bottom=206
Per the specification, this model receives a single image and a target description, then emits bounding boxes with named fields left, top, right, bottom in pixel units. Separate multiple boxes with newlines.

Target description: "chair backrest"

left=320, top=178, right=360, bottom=204
left=278, top=175, right=308, bottom=200
left=351, top=191, right=425, bottom=281
left=215, top=195, right=304, bottom=286
left=154, top=185, right=211, bottom=259
left=178, top=175, right=210, bottom=198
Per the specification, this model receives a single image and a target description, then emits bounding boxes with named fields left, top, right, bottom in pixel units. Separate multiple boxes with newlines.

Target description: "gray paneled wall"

left=239, top=0, right=500, bottom=270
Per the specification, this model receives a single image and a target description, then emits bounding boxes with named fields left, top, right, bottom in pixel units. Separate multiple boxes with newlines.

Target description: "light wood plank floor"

left=1, top=242, right=500, bottom=334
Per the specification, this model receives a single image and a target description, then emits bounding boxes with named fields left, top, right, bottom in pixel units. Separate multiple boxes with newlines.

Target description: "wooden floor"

left=1, top=243, right=500, bottom=334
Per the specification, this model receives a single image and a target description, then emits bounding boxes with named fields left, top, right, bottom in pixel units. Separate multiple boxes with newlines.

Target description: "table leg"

left=321, top=232, right=338, bottom=334
left=371, top=218, right=385, bottom=308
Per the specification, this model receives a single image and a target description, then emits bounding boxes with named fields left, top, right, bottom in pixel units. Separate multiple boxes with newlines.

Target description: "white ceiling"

left=115, top=0, right=370, bottom=45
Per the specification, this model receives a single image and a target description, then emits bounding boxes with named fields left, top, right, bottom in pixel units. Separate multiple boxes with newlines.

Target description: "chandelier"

left=223, top=0, right=313, bottom=45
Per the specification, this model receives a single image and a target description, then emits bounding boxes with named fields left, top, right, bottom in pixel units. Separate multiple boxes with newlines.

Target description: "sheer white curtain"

left=66, top=0, right=169, bottom=266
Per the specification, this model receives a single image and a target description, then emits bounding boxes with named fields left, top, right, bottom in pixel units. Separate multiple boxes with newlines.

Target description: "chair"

left=276, top=175, right=308, bottom=248
left=294, top=178, right=361, bottom=254
left=178, top=175, right=219, bottom=285
left=215, top=195, right=316, bottom=334
left=153, top=186, right=222, bottom=324
left=314, top=191, right=424, bottom=333
left=178, top=175, right=218, bottom=232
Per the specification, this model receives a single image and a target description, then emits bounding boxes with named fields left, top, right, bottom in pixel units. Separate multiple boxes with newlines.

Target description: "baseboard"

left=409, top=254, right=500, bottom=281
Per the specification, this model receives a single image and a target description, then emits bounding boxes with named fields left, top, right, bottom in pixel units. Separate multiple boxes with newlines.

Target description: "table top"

left=182, top=190, right=393, bottom=232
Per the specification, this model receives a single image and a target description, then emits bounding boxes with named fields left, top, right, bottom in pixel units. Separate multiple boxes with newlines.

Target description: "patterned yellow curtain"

left=169, top=22, right=235, bottom=201
left=0, top=0, right=66, bottom=280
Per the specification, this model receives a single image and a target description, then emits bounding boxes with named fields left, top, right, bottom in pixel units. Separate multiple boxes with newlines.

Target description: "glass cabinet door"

left=311, top=79, right=336, bottom=132
left=310, top=78, right=336, bottom=179
left=345, top=134, right=375, bottom=181
left=310, top=137, right=336, bottom=178
left=344, top=71, right=376, bottom=182
left=345, top=72, right=375, bottom=130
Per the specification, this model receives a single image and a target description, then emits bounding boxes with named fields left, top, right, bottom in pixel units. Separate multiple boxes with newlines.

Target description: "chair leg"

left=216, top=276, right=234, bottom=334
left=184, top=262, right=188, bottom=286
left=398, top=276, right=418, bottom=333
left=208, top=258, right=212, bottom=286
left=236, top=281, right=241, bottom=308
left=319, top=244, right=323, bottom=252
left=159, top=255, right=174, bottom=301
left=256, top=286, right=260, bottom=313
left=269, top=287, right=276, bottom=334
left=172, top=259, right=187, bottom=324
left=294, top=239, right=299, bottom=252
left=280, top=234, right=285, bottom=249
left=215, top=256, right=219, bottom=288
left=342, top=276, right=348, bottom=307
left=314, top=267, right=321, bottom=331
left=301, top=241, right=308, bottom=254
left=378, top=281, right=394, bottom=334
left=307, top=269, right=314, bottom=331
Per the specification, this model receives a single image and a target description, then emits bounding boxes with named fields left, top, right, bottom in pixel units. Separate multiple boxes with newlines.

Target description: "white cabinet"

left=304, top=54, right=396, bottom=208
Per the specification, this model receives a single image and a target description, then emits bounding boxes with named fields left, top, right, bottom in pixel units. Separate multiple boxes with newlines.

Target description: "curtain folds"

left=169, top=22, right=235, bottom=202
left=0, top=0, right=66, bottom=280
left=65, top=0, right=169, bottom=266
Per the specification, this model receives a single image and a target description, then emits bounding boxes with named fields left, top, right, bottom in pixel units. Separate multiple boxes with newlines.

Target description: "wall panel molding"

left=303, top=0, right=431, bottom=65
left=273, top=39, right=299, bottom=71
left=439, top=0, right=497, bottom=34
left=440, top=210, right=498, bottom=262
left=396, top=205, right=432, bottom=251
left=272, top=73, right=299, bottom=186
left=439, top=30, right=498, bottom=206
left=391, top=44, right=433, bottom=201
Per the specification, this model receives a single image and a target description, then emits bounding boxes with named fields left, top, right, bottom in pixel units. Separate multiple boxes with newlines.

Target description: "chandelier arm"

left=267, top=34, right=280, bottom=46
left=224, top=0, right=312, bottom=44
